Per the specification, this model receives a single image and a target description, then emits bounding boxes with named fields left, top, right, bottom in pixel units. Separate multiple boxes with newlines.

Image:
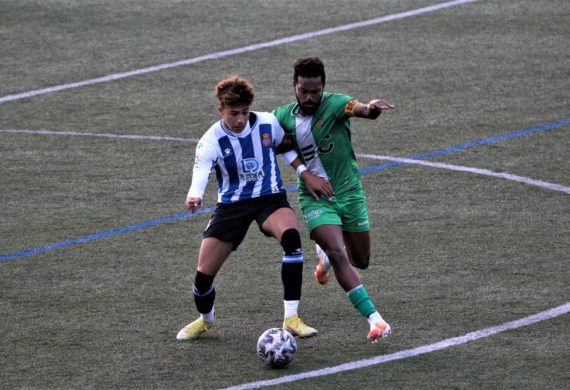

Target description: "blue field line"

left=359, top=118, right=570, bottom=174
left=0, top=207, right=212, bottom=262
left=1, top=118, right=569, bottom=263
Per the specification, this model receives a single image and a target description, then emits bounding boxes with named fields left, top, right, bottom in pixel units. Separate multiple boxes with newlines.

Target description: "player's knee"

left=353, top=258, right=370, bottom=270
left=280, top=228, right=302, bottom=258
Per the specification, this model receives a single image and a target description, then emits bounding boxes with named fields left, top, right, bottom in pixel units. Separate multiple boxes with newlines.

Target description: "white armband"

left=296, top=164, right=308, bottom=177
left=281, top=149, right=298, bottom=165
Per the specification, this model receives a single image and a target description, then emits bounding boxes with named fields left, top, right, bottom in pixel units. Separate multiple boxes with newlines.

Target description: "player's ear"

left=217, top=105, right=223, bottom=116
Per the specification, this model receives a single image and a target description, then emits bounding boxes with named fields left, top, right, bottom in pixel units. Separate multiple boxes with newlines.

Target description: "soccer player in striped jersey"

left=273, top=57, right=395, bottom=343
left=177, top=76, right=332, bottom=341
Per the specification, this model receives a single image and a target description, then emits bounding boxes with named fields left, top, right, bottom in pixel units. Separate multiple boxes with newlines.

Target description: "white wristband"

left=296, top=164, right=308, bottom=176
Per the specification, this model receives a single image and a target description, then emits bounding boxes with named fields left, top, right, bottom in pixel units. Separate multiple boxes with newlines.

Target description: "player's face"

left=294, top=76, right=323, bottom=116
left=218, top=104, right=250, bottom=133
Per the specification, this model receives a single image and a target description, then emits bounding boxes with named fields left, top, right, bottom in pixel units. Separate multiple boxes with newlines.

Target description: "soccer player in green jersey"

left=273, top=56, right=395, bottom=343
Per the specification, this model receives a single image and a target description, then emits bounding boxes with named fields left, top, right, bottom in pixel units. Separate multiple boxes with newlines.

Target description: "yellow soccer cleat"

left=283, top=314, right=318, bottom=338
left=367, top=318, right=392, bottom=343
left=176, top=317, right=214, bottom=340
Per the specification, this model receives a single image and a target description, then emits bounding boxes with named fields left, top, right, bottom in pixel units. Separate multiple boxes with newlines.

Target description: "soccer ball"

left=256, top=328, right=297, bottom=368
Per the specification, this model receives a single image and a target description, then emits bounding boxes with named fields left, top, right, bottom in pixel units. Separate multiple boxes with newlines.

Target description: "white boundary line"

left=0, top=0, right=479, bottom=104
left=0, top=128, right=199, bottom=143
left=222, top=302, right=570, bottom=389
left=358, top=154, right=570, bottom=194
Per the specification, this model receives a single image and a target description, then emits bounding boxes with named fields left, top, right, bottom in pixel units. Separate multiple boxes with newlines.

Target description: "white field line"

left=3, top=128, right=568, bottom=195
left=0, top=128, right=199, bottom=143
left=222, top=302, right=570, bottom=390
left=358, top=154, right=570, bottom=195
left=0, top=0, right=479, bottom=104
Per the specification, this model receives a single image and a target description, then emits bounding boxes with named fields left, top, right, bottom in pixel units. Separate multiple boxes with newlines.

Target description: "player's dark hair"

left=293, top=56, right=326, bottom=85
left=215, top=75, right=255, bottom=107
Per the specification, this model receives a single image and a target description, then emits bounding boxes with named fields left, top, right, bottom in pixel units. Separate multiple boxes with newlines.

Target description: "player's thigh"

left=338, top=191, right=371, bottom=267
left=255, top=193, right=296, bottom=240
left=261, top=207, right=298, bottom=241
left=338, top=192, right=370, bottom=233
left=204, top=202, right=254, bottom=249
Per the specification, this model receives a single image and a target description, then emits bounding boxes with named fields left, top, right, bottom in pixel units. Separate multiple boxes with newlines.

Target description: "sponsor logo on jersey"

left=240, top=171, right=264, bottom=182
left=305, top=209, right=323, bottom=222
left=242, top=158, right=260, bottom=172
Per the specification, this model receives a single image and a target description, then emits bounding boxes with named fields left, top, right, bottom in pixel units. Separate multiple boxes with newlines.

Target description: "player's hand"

left=368, top=99, right=395, bottom=119
left=301, top=172, right=333, bottom=200
left=185, top=196, right=202, bottom=212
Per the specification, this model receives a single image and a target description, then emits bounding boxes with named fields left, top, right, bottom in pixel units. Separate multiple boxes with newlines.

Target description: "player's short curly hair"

left=215, top=76, right=255, bottom=107
left=293, top=56, right=326, bottom=85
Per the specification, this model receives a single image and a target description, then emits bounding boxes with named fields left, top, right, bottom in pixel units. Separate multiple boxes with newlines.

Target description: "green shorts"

left=299, top=184, right=370, bottom=234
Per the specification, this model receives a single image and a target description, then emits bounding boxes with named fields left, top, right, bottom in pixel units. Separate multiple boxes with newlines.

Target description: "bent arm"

left=289, top=157, right=333, bottom=200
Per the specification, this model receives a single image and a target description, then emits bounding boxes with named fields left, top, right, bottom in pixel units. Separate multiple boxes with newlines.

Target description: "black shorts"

left=203, top=192, right=292, bottom=250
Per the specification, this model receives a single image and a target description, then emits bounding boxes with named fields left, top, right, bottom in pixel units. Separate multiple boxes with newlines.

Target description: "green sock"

left=347, top=285, right=376, bottom=318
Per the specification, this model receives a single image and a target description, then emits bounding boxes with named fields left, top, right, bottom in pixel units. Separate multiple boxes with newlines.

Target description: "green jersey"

left=273, top=92, right=361, bottom=196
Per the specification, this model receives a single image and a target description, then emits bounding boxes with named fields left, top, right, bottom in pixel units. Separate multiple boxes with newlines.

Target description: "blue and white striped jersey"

left=187, top=111, right=294, bottom=204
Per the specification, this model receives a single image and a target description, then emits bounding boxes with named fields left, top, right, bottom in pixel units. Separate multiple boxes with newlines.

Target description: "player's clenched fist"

left=185, top=196, right=202, bottom=212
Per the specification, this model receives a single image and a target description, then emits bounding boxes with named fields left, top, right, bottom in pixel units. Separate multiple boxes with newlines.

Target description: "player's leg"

left=311, top=224, right=360, bottom=290
left=176, top=237, right=233, bottom=340
left=298, top=196, right=342, bottom=285
left=177, top=202, right=251, bottom=341
left=338, top=189, right=371, bottom=269
left=343, top=230, right=371, bottom=270
left=312, top=225, right=391, bottom=343
left=315, top=230, right=369, bottom=283
left=261, top=203, right=317, bottom=338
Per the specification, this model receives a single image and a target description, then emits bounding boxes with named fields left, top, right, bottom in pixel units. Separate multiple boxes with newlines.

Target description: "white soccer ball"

left=256, top=328, right=297, bottom=368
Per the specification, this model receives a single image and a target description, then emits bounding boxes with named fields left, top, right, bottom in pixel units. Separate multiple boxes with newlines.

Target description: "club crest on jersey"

left=261, top=133, right=272, bottom=148
left=242, top=158, right=260, bottom=172
left=315, top=119, right=324, bottom=128
left=223, top=148, right=233, bottom=157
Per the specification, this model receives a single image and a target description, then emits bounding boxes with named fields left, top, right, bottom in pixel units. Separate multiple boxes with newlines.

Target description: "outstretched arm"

left=352, top=99, right=395, bottom=119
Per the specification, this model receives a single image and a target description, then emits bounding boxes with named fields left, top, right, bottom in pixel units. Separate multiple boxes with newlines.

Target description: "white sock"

left=367, top=311, right=382, bottom=327
left=284, top=300, right=299, bottom=318
left=316, top=244, right=332, bottom=272
left=201, top=307, right=215, bottom=323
